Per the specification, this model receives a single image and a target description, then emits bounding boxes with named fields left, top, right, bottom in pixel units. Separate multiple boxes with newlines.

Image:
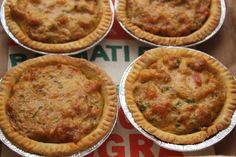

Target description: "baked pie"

left=116, top=0, right=222, bottom=46
left=4, top=0, right=113, bottom=53
left=0, top=56, right=117, bottom=156
left=125, top=47, right=236, bottom=144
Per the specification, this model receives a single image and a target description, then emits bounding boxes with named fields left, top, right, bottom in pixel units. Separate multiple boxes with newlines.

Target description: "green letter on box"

left=106, top=45, right=122, bottom=62
left=124, top=45, right=130, bottom=62
left=91, top=45, right=110, bottom=61
left=73, top=51, right=89, bottom=60
left=10, top=54, right=27, bottom=67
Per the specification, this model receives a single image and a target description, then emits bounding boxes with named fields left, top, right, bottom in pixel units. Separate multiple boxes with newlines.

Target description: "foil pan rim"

left=0, top=0, right=115, bottom=56
left=119, top=47, right=236, bottom=152
left=115, top=0, right=226, bottom=48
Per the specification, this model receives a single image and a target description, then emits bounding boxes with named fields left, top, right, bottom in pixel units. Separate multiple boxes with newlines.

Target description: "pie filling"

left=127, top=0, right=211, bottom=37
left=7, top=64, right=104, bottom=143
left=133, top=54, right=226, bottom=135
left=10, top=0, right=101, bottom=43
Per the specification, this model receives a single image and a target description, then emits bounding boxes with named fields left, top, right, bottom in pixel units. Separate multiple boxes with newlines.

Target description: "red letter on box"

left=98, top=134, right=125, bottom=157
left=130, top=134, right=154, bottom=157
left=119, top=108, right=134, bottom=129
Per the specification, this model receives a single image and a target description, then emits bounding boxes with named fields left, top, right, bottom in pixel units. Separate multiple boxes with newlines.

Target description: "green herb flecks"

left=176, top=59, right=181, bottom=65
left=211, top=92, right=218, bottom=98
left=149, top=117, right=158, bottom=126
left=79, top=5, right=88, bottom=12
left=48, top=24, right=57, bottom=30
left=58, top=82, right=63, bottom=89
left=161, top=86, right=171, bottom=93
left=54, top=80, right=63, bottom=89
left=139, top=103, right=149, bottom=112
left=32, top=106, right=43, bottom=118
left=175, top=101, right=182, bottom=108
left=175, top=60, right=181, bottom=67
left=185, top=99, right=196, bottom=104
left=195, top=20, right=203, bottom=28
left=190, top=113, right=197, bottom=126
left=52, top=118, right=60, bottom=123
left=175, top=123, right=181, bottom=128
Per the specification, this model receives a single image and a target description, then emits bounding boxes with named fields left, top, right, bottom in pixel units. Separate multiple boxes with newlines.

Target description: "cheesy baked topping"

left=10, top=0, right=101, bottom=43
left=7, top=64, right=104, bottom=143
left=127, top=0, right=211, bottom=37
left=133, top=54, right=226, bottom=134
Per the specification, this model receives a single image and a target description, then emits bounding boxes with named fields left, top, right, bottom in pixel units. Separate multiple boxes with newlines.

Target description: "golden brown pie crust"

left=116, top=0, right=222, bottom=46
left=4, top=0, right=113, bottom=53
left=0, top=55, right=117, bottom=156
left=125, top=47, right=236, bottom=144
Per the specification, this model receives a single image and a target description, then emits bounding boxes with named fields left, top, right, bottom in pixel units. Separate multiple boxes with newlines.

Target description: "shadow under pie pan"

left=0, top=0, right=114, bottom=55
left=0, top=55, right=117, bottom=156
left=115, top=0, right=226, bottom=47
left=119, top=47, right=236, bottom=152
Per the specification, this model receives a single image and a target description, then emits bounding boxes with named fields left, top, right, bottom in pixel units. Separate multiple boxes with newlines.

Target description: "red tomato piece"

left=192, top=72, right=202, bottom=86
left=145, top=90, right=157, bottom=100
left=151, top=104, right=167, bottom=116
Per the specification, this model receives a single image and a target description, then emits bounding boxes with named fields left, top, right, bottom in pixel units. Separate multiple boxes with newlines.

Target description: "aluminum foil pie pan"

left=115, top=0, right=226, bottom=48
left=0, top=0, right=115, bottom=55
left=119, top=47, right=236, bottom=152
left=0, top=84, right=118, bottom=157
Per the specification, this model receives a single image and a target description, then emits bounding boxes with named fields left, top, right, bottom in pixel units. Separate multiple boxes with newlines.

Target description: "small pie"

left=4, top=0, right=113, bottom=53
left=0, top=55, right=117, bottom=156
left=125, top=47, right=236, bottom=144
left=116, top=0, right=222, bottom=46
